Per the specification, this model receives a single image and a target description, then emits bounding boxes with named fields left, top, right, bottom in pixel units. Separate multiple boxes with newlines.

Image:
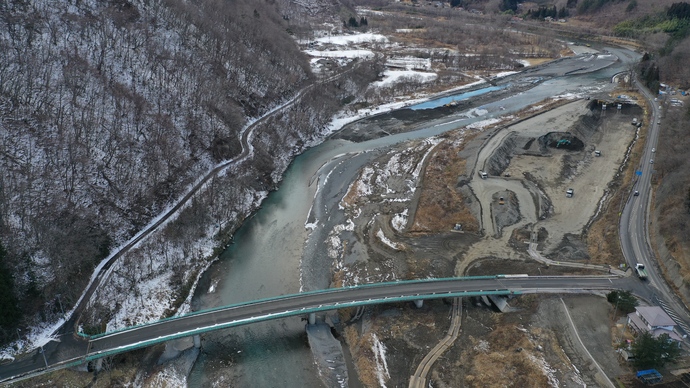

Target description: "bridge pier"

left=308, top=312, right=316, bottom=325
left=193, top=335, right=201, bottom=349
left=94, top=358, right=103, bottom=373
left=413, top=299, right=424, bottom=308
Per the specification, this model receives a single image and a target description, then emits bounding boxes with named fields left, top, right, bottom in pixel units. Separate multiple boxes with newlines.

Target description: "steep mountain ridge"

left=0, top=0, right=370, bottom=339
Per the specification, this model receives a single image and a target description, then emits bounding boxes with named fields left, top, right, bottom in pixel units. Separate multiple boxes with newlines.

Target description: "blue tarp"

left=636, top=369, right=662, bottom=384
left=636, top=369, right=659, bottom=378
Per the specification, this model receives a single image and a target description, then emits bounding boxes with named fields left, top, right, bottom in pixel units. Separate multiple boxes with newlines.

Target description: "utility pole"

left=56, top=294, right=64, bottom=315
left=613, top=293, right=620, bottom=320
left=39, top=346, right=48, bottom=368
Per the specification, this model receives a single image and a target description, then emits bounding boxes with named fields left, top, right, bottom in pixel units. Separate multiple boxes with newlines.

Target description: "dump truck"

left=566, top=188, right=574, bottom=198
left=635, top=263, right=648, bottom=280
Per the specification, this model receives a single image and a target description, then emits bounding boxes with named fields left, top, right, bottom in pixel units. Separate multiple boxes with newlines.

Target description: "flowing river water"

left=187, top=47, right=636, bottom=386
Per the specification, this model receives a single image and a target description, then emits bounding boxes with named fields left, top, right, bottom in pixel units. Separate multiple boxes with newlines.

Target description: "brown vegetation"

left=344, top=326, right=380, bottom=387
left=652, top=105, right=690, bottom=303
left=464, top=325, right=549, bottom=387
left=410, top=132, right=480, bottom=233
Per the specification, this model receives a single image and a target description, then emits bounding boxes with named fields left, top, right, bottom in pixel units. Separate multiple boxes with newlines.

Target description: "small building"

left=619, top=349, right=635, bottom=362
left=627, top=306, right=683, bottom=342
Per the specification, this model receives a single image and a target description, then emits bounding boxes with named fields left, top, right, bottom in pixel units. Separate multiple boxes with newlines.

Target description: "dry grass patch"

left=524, top=57, right=559, bottom=66
left=410, top=136, right=479, bottom=233
left=341, top=177, right=363, bottom=210
left=344, top=326, right=380, bottom=388
left=660, top=226, right=690, bottom=280
left=10, top=356, right=140, bottom=387
left=405, top=256, right=434, bottom=279
left=464, top=325, right=549, bottom=387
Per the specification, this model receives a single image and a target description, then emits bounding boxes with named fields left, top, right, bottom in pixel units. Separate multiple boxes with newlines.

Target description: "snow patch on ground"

left=562, top=350, right=586, bottom=386
left=305, top=49, right=375, bottom=59
left=0, top=317, right=66, bottom=361
left=371, top=333, right=390, bottom=387
left=386, top=57, right=431, bottom=71
left=527, top=353, right=560, bottom=387
left=355, top=167, right=375, bottom=197
left=376, top=228, right=401, bottom=250
left=494, top=71, right=518, bottom=78
left=467, top=117, right=503, bottom=130
left=391, top=209, right=409, bottom=232
left=462, top=107, right=489, bottom=118
left=146, top=364, right=188, bottom=387
left=326, top=220, right=356, bottom=259
left=315, top=33, right=388, bottom=45
left=372, top=70, right=437, bottom=88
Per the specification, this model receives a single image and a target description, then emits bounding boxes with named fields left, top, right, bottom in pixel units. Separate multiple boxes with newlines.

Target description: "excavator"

left=556, top=138, right=571, bottom=148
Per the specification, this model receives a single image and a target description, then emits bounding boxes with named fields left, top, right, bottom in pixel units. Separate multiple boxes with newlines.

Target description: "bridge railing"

left=77, top=275, right=510, bottom=340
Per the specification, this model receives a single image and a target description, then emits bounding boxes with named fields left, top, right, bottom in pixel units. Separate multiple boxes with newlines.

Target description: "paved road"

left=44, top=60, right=363, bottom=342
left=409, top=297, right=462, bottom=388
left=619, top=79, right=690, bottom=336
left=0, top=275, right=629, bottom=384
left=0, top=62, right=367, bottom=386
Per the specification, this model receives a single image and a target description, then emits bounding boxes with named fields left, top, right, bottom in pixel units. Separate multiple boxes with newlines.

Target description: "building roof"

left=651, top=328, right=683, bottom=342
left=636, top=306, right=676, bottom=327
left=628, top=309, right=682, bottom=342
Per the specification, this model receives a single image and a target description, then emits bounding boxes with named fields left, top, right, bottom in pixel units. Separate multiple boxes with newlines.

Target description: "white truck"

left=635, top=263, right=648, bottom=280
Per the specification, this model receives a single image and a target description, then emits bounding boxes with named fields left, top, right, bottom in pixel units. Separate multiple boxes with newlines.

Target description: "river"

left=187, top=48, right=635, bottom=386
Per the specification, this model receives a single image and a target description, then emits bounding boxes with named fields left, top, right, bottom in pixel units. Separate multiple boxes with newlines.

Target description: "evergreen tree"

left=500, top=0, right=519, bottom=12
left=558, top=6, right=569, bottom=18
left=348, top=16, right=358, bottom=28
left=606, top=290, right=638, bottom=315
left=549, top=5, right=558, bottom=18
left=0, top=242, right=21, bottom=331
left=668, top=2, right=690, bottom=19
left=632, top=332, right=681, bottom=369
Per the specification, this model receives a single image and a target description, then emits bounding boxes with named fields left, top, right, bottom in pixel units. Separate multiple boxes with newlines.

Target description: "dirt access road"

left=456, top=98, right=641, bottom=275
left=330, top=95, right=641, bottom=386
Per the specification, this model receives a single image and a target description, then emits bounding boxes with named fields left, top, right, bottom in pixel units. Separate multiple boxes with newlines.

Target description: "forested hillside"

left=0, top=0, right=377, bottom=341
